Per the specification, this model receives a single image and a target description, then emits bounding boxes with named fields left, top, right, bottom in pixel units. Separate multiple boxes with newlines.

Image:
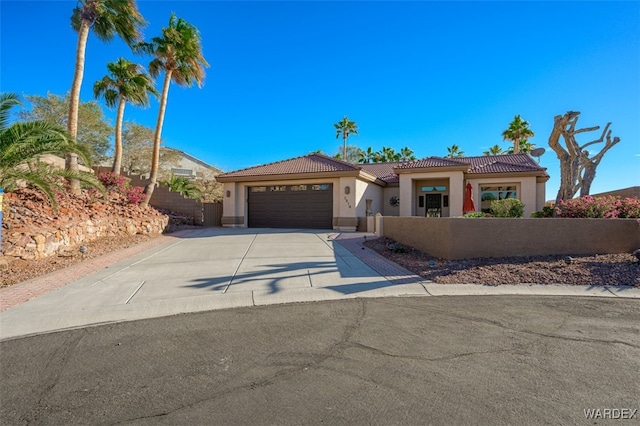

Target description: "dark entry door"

left=425, top=194, right=442, bottom=217
left=248, top=184, right=333, bottom=229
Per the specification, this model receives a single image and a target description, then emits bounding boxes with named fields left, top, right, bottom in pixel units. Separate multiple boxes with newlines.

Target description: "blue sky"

left=1, top=1, right=638, bottom=196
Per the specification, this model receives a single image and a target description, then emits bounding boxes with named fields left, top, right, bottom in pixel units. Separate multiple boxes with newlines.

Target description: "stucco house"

left=216, top=153, right=549, bottom=231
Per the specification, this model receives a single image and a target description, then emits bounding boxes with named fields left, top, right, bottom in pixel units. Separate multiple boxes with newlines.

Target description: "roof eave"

left=394, top=165, right=470, bottom=174
left=216, top=169, right=362, bottom=183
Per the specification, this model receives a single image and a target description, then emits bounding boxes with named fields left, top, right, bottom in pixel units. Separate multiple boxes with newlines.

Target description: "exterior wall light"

left=344, top=186, right=350, bottom=195
left=226, top=190, right=231, bottom=197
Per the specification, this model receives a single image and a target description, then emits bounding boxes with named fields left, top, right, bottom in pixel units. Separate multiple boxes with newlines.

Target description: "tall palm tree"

left=483, top=144, right=505, bottom=156
left=0, top=93, right=102, bottom=206
left=446, top=144, right=465, bottom=158
left=334, top=116, right=358, bottom=162
left=399, top=146, right=416, bottom=162
left=502, top=115, right=534, bottom=154
left=94, top=58, right=157, bottom=175
left=507, top=139, right=536, bottom=154
left=67, top=0, right=146, bottom=193
left=139, top=13, right=209, bottom=207
left=378, top=146, right=400, bottom=162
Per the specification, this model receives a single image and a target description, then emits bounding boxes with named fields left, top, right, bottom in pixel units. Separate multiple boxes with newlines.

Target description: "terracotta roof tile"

left=359, top=162, right=402, bottom=183
left=218, top=153, right=359, bottom=178
left=394, top=157, right=470, bottom=169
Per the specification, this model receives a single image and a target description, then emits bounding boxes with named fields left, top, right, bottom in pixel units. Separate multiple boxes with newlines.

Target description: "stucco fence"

left=378, top=216, right=640, bottom=260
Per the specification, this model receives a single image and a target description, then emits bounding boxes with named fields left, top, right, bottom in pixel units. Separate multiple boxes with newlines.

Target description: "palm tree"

left=378, top=146, right=400, bottom=162
left=0, top=93, right=102, bottom=206
left=483, top=144, right=505, bottom=156
left=502, top=115, right=534, bottom=154
left=507, top=139, right=536, bottom=154
left=164, top=175, right=202, bottom=200
left=334, top=116, right=358, bottom=162
left=358, top=147, right=377, bottom=164
left=446, top=144, right=465, bottom=158
left=66, top=0, right=146, bottom=193
left=94, top=58, right=157, bottom=175
left=139, top=13, right=209, bottom=208
left=399, top=146, right=416, bottom=162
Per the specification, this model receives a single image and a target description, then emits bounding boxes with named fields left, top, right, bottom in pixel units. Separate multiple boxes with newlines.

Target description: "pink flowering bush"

left=555, top=196, right=640, bottom=218
left=97, top=172, right=146, bottom=205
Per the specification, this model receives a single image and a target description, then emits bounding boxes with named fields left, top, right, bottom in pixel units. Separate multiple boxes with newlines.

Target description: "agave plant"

left=0, top=93, right=103, bottom=206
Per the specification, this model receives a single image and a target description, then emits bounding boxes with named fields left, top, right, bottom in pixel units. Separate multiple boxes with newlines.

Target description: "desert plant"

left=531, top=206, right=555, bottom=218
left=555, top=196, right=640, bottom=218
left=490, top=198, right=524, bottom=218
left=463, top=212, right=492, bottom=218
left=97, top=172, right=145, bottom=204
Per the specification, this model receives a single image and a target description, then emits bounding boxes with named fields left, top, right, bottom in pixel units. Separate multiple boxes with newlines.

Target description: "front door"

left=426, top=194, right=442, bottom=217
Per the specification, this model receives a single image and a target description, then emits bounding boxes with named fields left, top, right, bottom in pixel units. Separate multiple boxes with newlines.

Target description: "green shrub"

left=462, top=212, right=492, bottom=218
left=490, top=198, right=524, bottom=218
left=531, top=206, right=554, bottom=218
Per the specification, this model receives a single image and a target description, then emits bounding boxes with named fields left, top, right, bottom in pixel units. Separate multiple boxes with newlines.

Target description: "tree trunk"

left=343, top=134, right=347, bottom=161
left=548, top=111, right=620, bottom=204
left=111, top=96, right=126, bottom=174
left=66, top=20, right=91, bottom=195
left=142, top=70, right=172, bottom=208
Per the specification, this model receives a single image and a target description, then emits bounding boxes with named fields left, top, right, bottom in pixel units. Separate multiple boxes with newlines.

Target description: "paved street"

left=2, top=296, right=639, bottom=425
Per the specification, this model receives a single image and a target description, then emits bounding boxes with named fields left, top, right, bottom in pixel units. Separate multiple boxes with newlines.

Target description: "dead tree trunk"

left=547, top=111, right=620, bottom=205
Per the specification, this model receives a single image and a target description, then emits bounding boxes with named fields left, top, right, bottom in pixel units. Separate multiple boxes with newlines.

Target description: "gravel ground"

left=364, top=237, right=640, bottom=287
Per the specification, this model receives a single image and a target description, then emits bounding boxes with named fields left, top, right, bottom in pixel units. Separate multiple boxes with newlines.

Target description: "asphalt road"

left=2, top=295, right=639, bottom=425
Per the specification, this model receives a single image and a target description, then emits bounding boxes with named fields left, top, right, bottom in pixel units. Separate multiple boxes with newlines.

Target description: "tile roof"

left=359, top=162, right=402, bottom=183
left=219, top=153, right=547, bottom=182
left=394, top=154, right=546, bottom=174
left=464, top=154, right=546, bottom=174
left=394, top=157, right=470, bottom=169
left=217, top=153, right=360, bottom=178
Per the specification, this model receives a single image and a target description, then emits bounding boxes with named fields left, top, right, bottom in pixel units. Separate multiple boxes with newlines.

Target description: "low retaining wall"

left=381, top=217, right=640, bottom=260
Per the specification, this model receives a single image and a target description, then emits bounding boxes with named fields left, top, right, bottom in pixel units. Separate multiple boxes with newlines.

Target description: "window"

left=421, top=185, right=447, bottom=192
left=290, top=185, right=307, bottom=191
left=480, top=185, right=517, bottom=212
left=311, top=184, right=330, bottom=191
left=171, top=168, right=193, bottom=176
left=269, top=186, right=287, bottom=192
left=251, top=186, right=267, bottom=192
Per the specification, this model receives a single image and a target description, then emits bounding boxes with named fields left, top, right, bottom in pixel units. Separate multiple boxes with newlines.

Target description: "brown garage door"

left=248, top=184, right=333, bottom=229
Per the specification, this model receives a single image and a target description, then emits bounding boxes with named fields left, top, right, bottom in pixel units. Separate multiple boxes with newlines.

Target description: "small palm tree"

left=446, top=144, right=465, bottom=158
left=502, top=115, right=534, bottom=154
left=483, top=144, right=505, bottom=156
left=66, top=0, right=146, bottom=193
left=0, top=93, right=102, bottom=206
left=399, top=146, right=416, bottom=161
left=94, top=58, right=157, bottom=175
left=164, top=175, right=202, bottom=200
left=334, top=116, right=358, bottom=162
left=139, top=13, right=209, bottom=207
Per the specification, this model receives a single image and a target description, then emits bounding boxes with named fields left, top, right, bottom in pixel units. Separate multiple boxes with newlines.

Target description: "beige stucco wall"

left=382, top=217, right=640, bottom=260
left=355, top=179, right=383, bottom=217
left=383, top=186, right=400, bottom=216
left=399, top=171, right=464, bottom=217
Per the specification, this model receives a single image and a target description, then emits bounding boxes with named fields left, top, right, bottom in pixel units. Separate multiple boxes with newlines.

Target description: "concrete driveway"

left=0, top=228, right=429, bottom=340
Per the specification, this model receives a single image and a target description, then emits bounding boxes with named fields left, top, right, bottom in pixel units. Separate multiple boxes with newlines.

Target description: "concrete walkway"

left=1, top=228, right=638, bottom=341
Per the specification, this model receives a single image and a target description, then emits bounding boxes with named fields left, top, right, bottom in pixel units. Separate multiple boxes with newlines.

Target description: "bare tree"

left=548, top=111, right=620, bottom=204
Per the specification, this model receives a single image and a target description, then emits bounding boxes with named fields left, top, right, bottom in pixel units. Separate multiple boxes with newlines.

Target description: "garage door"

left=248, top=184, right=333, bottom=229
